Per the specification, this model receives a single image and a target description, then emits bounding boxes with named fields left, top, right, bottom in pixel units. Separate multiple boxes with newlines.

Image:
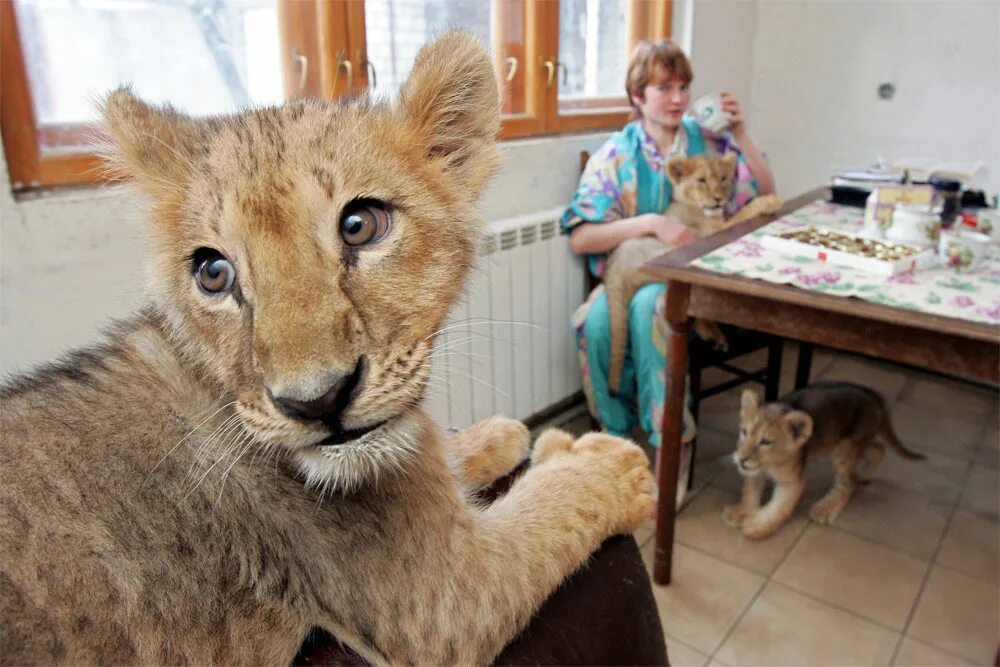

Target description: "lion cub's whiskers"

left=424, top=318, right=546, bottom=342
left=146, top=398, right=237, bottom=481
left=429, top=363, right=510, bottom=398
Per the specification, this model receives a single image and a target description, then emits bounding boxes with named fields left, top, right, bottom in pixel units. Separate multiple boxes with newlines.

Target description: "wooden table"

left=644, top=186, right=1000, bottom=586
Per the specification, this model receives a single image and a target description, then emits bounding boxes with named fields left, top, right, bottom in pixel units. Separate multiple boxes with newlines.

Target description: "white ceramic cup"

left=938, top=229, right=991, bottom=272
left=886, top=204, right=941, bottom=248
left=691, top=92, right=730, bottom=133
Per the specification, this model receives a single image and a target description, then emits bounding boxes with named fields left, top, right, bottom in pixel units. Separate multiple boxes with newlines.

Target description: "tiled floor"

left=553, top=345, right=999, bottom=667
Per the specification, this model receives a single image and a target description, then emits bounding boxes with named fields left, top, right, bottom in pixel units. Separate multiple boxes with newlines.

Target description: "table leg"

left=654, top=281, right=691, bottom=586
left=795, top=343, right=814, bottom=389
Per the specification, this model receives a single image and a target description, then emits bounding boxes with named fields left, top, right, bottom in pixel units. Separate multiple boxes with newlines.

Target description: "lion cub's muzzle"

left=268, top=357, right=383, bottom=444
left=733, top=452, right=760, bottom=476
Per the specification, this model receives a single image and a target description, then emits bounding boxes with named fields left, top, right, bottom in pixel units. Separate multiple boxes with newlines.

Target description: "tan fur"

left=0, top=33, right=654, bottom=665
left=722, top=383, right=924, bottom=539
left=604, top=153, right=781, bottom=394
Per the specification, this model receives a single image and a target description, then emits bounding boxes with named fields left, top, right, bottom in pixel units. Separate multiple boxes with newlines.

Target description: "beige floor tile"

left=715, top=582, right=899, bottom=666
left=774, top=526, right=928, bottom=629
left=818, top=355, right=911, bottom=403
left=634, top=517, right=655, bottom=548
left=976, top=428, right=999, bottom=470
left=876, top=450, right=968, bottom=505
left=694, top=428, right=738, bottom=465
left=908, top=566, right=1000, bottom=665
left=937, top=510, right=1000, bottom=584
left=898, top=375, right=998, bottom=422
left=961, top=467, right=999, bottom=522
left=834, top=484, right=952, bottom=560
left=893, top=637, right=977, bottom=666
left=687, top=430, right=739, bottom=498
left=697, top=390, right=743, bottom=437
left=710, top=461, right=744, bottom=495
left=731, top=347, right=771, bottom=373
left=641, top=541, right=765, bottom=655
left=676, top=485, right=807, bottom=575
left=890, top=403, right=982, bottom=462
left=664, top=637, right=709, bottom=667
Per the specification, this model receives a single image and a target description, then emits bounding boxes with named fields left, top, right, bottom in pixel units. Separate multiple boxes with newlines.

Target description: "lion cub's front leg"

left=446, top=416, right=530, bottom=489
left=722, top=473, right=764, bottom=527
left=369, top=428, right=655, bottom=664
left=741, top=476, right=805, bottom=540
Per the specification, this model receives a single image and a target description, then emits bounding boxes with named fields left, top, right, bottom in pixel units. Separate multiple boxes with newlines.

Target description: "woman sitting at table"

left=561, top=39, right=776, bottom=498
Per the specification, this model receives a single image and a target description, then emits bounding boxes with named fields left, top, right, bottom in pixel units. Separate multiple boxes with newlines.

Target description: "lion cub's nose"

left=271, top=358, right=366, bottom=424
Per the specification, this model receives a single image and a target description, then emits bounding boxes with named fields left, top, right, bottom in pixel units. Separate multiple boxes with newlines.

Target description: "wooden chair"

left=575, top=150, right=812, bottom=486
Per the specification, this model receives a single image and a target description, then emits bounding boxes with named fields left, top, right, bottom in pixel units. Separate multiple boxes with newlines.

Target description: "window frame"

left=1, top=0, right=672, bottom=191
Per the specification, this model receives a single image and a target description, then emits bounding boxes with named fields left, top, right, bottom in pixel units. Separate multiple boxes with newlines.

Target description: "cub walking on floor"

left=723, top=382, right=925, bottom=540
left=604, top=152, right=780, bottom=394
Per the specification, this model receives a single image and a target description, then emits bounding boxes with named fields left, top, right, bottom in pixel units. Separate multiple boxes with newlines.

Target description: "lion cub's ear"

left=780, top=410, right=814, bottom=446
left=99, top=87, right=202, bottom=200
left=666, top=156, right=693, bottom=185
left=395, top=31, right=501, bottom=198
left=720, top=152, right=738, bottom=178
left=740, top=389, right=760, bottom=416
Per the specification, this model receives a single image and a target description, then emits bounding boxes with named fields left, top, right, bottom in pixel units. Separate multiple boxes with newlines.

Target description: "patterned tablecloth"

left=691, top=199, right=1000, bottom=326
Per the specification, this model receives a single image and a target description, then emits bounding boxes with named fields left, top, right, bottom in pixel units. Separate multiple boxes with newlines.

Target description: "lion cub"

left=604, top=153, right=780, bottom=394
left=723, top=383, right=925, bottom=540
left=0, top=33, right=654, bottom=665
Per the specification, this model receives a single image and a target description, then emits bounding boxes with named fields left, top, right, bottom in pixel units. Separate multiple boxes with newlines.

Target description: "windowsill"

left=9, top=128, right=614, bottom=204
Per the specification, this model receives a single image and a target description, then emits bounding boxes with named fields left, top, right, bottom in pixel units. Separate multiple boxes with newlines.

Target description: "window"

left=2, top=0, right=672, bottom=190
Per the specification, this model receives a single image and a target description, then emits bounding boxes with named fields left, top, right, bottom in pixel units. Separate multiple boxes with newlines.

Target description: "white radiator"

left=423, top=207, right=587, bottom=428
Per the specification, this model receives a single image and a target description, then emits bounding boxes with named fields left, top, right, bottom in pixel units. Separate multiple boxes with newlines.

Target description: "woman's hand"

left=644, top=214, right=697, bottom=248
left=720, top=92, right=746, bottom=138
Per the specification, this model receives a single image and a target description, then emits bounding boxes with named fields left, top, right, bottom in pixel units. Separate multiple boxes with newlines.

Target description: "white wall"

left=0, top=133, right=607, bottom=376
left=687, top=0, right=757, bottom=111
left=748, top=0, right=1000, bottom=197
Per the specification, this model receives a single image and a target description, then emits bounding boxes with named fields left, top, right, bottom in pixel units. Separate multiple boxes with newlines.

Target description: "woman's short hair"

left=625, top=40, right=694, bottom=114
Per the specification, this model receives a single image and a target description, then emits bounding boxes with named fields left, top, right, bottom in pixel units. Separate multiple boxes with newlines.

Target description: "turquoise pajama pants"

left=576, top=283, right=697, bottom=447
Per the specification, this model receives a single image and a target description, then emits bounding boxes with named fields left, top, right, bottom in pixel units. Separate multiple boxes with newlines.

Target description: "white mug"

left=691, top=92, right=730, bottom=133
left=938, top=229, right=991, bottom=272
left=886, top=204, right=941, bottom=248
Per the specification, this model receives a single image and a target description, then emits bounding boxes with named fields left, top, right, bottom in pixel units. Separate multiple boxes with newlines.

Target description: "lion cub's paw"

left=721, top=503, right=749, bottom=527
left=740, top=514, right=780, bottom=540
left=479, top=415, right=531, bottom=469
left=808, top=498, right=845, bottom=525
left=570, top=433, right=655, bottom=534
left=461, top=416, right=531, bottom=487
left=531, top=428, right=575, bottom=465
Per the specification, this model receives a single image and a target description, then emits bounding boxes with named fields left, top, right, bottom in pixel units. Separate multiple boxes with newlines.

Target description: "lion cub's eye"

left=340, top=199, right=391, bottom=247
left=698, top=177, right=708, bottom=185
left=192, top=249, right=236, bottom=295
left=739, top=427, right=748, bottom=438
left=759, top=438, right=774, bottom=447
